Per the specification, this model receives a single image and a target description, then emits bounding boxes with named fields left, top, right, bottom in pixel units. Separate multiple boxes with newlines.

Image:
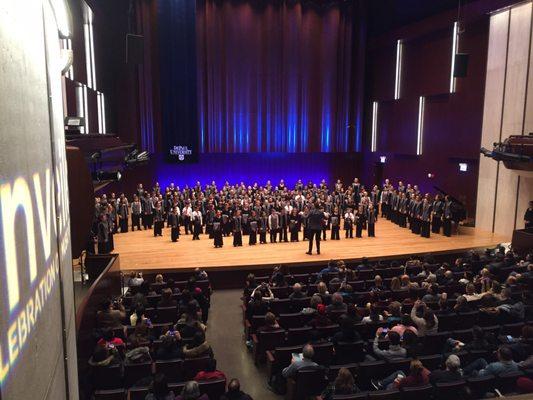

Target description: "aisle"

left=206, top=289, right=279, bottom=400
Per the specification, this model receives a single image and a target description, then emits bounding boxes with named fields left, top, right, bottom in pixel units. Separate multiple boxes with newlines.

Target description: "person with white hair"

left=429, top=354, right=462, bottom=384
left=176, top=381, right=209, bottom=400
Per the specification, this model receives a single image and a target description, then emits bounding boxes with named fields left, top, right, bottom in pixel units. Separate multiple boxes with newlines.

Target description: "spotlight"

left=427, top=173, right=435, bottom=179
left=379, top=156, right=387, bottom=164
left=92, top=170, right=122, bottom=182
left=459, top=163, right=468, bottom=172
left=125, top=148, right=150, bottom=165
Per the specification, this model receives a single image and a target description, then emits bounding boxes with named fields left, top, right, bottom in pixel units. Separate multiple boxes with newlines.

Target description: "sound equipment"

left=126, top=34, right=144, bottom=64
left=453, top=53, right=469, bottom=77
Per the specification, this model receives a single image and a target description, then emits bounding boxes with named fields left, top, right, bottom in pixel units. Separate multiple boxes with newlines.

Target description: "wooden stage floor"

left=113, top=220, right=509, bottom=272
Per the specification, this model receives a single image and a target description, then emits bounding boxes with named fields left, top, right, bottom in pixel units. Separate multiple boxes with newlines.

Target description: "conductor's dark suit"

left=307, top=209, right=325, bottom=254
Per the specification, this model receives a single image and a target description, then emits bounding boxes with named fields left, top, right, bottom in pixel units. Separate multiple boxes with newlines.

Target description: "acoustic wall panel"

left=495, top=3, right=531, bottom=236
left=476, top=1, right=533, bottom=237
left=476, top=10, right=509, bottom=233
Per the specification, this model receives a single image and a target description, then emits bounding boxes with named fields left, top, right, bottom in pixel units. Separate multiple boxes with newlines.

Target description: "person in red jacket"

left=194, top=358, right=227, bottom=382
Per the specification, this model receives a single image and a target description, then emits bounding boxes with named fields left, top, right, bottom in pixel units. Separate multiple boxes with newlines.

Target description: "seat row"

left=93, top=378, right=226, bottom=400
left=92, top=355, right=213, bottom=390
left=283, top=362, right=533, bottom=400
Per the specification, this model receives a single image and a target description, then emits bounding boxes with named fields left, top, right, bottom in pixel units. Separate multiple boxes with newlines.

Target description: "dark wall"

left=361, top=0, right=513, bottom=219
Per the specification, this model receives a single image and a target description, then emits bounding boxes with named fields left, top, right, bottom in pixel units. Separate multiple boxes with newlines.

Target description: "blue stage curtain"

left=196, top=0, right=365, bottom=153
left=158, top=0, right=200, bottom=162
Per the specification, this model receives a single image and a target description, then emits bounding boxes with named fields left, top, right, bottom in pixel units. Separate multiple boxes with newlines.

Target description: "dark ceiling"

left=367, top=0, right=474, bottom=36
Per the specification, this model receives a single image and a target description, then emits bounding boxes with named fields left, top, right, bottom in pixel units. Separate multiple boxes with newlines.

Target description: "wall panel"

left=475, top=10, right=509, bottom=232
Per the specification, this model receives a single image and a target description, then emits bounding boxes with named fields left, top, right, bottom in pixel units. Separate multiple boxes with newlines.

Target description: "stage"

left=113, top=219, right=508, bottom=273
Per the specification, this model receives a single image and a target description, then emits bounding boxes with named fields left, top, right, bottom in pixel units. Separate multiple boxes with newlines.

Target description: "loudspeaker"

left=126, top=34, right=144, bottom=64
left=453, top=53, right=469, bottom=77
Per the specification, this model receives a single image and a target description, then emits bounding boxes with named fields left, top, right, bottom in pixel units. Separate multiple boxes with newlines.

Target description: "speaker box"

left=126, top=34, right=144, bottom=64
left=453, top=53, right=469, bottom=77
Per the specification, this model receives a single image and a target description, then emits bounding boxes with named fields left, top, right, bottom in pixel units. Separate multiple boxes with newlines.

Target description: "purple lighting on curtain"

left=196, top=0, right=362, bottom=153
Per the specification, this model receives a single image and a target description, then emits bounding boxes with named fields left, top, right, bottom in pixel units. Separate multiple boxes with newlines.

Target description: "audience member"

left=321, top=367, right=360, bottom=400
left=194, top=358, right=227, bottom=381
left=373, top=359, right=429, bottom=390
left=282, top=344, right=321, bottom=379
left=176, top=381, right=209, bottom=400
left=183, top=331, right=213, bottom=359
left=410, top=300, right=438, bottom=336
left=463, top=346, right=518, bottom=377
left=221, top=379, right=253, bottom=400
left=429, top=355, right=462, bottom=384
left=145, top=373, right=175, bottom=400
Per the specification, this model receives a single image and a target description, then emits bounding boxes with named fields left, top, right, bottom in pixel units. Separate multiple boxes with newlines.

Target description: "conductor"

left=306, top=202, right=325, bottom=255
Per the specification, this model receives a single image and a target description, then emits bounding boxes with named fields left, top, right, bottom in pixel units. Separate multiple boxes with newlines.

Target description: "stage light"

left=450, top=21, right=459, bottom=93
left=394, top=40, right=403, bottom=100
left=459, top=163, right=468, bottom=172
left=371, top=102, right=378, bottom=152
left=417, top=96, right=425, bottom=155
left=92, top=170, right=122, bottom=182
left=380, top=156, right=386, bottom=164
left=427, top=173, right=434, bottom=178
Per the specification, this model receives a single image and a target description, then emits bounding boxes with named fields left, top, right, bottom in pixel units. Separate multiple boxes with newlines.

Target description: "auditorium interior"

left=2, top=0, right=533, bottom=399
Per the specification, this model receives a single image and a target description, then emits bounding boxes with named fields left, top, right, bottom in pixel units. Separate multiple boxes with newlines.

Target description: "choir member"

left=355, top=204, right=364, bottom=238
left=443, top=195, right=453, bottom=237
left=259, top=211, right=268, bottom=244
left=213, top=210, right=223, bottom=248
left=97, top=214, right=109, bottom=254
left=249, top=211, right=258, bottom=245
left=279, top=208, right=289, bottom=243
left=182, top=201, right=192, bottom=235
left=289, top=209, right=300, bottom=242
left=431, top=194, right=444, bottom=234
left=192, top=206, right=203, bottom=240
left=344, top=208, right=354, bottom=238
left=330, top=206, right=341, bottom=240
left=367, top=203, right=376, bottom=237
left=141, top=192, right=153, bottom=229
left=169, top=206, right=180, bottom=242
left=205, top=204, right=215, bottom=238
left=153, top=201, right=164, bottom=237
left=118, top=196, right=129, bottom=233
left=233, top=209, right=243, bottom=247
left=268, top=209, right=279, bottom=243
left=131, top=195, right=142, bottom=231
left=106, top=204, right=115, bottom=251
left=526, top=201, right=533, bottom=229
left=420, top=198, right=431, bottom=238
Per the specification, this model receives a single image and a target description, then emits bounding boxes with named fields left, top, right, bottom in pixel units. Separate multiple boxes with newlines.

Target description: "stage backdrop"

left=158, top=0, right=365, bottom=157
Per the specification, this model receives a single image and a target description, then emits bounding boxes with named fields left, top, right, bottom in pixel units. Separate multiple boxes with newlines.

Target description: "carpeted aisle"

left=206, top=289, right=280, bottom=400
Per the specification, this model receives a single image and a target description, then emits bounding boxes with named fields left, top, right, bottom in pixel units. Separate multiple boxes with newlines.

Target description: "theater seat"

left=154, top=358, right=183, bottom=383
left=128, top=387, right=149, bottom=400
left=182, top=356, right=212, bottom=380
left=367, top=388, right=401, bottom=400
left=287, top=326, right=312, bottom=345
left=199, top=378, right=227, bottom=400
left=93, top=389, right=126, bottom=400
left=433, top=380, right=467, bottom=400
left=331, top=392, right=368, bottom=399
left=496, top=370, right=524, bottom=394
left=253, top=329, right=286, bottom=364
left=286, top=368, right=328, bottom=400
left=327, top=363, right=359, bottom=382
left=92, top=364, right=123, bottom=390
left=399, top=384, right=433, bottom=400
left=333, top=341, right=366, bottom=364
left=124, top=361, right=153, bottom=387
left=466, top=374, right=495, bottom=398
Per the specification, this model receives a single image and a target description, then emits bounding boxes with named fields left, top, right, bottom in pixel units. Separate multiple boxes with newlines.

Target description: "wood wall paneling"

left=495, top=4, right=531, bottom=236
left=475, top=10, right=509, bottom=232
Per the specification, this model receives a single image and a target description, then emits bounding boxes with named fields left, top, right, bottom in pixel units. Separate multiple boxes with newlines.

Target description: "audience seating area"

left=242, top=250, right=533, bottom=400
